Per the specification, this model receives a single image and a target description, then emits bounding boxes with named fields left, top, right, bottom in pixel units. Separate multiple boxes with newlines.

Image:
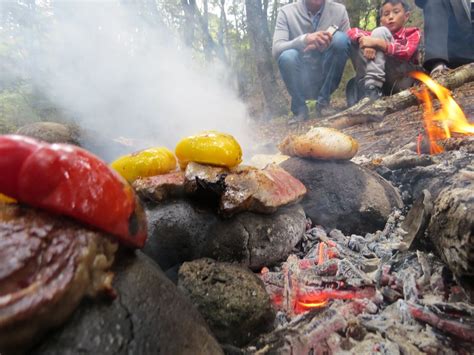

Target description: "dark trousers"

left=277, top=31, right=350, bottom=115
left=421, top=0, right=474, bottom=70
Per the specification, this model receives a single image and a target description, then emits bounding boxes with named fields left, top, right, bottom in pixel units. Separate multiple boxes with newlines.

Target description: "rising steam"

left=26, top=1, right=253, bottom=156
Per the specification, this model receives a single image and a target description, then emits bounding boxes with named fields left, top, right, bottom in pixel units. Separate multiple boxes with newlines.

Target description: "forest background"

left=0, top=0, right=423, bottom=137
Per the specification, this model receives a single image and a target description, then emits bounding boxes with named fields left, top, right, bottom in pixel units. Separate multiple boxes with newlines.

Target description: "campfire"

left=244, top=75, right=474, bottom=353
left=412, top=71, right=474, bottom=154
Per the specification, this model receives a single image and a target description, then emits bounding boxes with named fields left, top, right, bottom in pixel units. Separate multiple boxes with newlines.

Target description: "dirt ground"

left=251, top=81, right=474, bottom=157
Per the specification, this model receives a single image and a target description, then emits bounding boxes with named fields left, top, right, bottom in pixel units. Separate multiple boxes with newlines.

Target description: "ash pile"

left=250, top=212, right=473, bottom=354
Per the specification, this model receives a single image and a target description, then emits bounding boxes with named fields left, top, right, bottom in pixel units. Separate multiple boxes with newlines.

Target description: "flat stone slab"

left=280, top=158, right=403, bottom=235
left=144, top=199, right=306, bottom=270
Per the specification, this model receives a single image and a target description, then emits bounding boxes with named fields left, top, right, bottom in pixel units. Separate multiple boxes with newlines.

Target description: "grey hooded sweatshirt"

left=272, top=0, right=350, bottom=59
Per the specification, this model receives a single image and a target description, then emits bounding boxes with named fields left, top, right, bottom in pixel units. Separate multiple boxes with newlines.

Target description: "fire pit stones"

left=178, top=258, right=274, bottom=347
left=280, top=158, right=403, bottom=235
left=144, top=199, right=306, bottom=270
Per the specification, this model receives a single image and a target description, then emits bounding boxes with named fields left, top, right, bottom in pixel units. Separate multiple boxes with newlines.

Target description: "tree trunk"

left=427, top=186, right=474, bottom=302
left=218, top=0, right=228, bottom=54
left=201, top=0, right=213, bottom=61
left=181, top=0, right=196, bottom=47
left=270, top=0, right=280, bottom=35
left=245, top=0, right=288, bottom=118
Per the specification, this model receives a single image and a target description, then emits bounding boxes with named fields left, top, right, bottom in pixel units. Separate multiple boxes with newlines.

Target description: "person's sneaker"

left=315, top=103, right=337, bottom=117
left=288, top=110, right=309, bottom=125
left=346, top=77, right=363, bottom=107
left=364, top=84, right=382, bottom=101
left=430, top=62, right=450, bottom=78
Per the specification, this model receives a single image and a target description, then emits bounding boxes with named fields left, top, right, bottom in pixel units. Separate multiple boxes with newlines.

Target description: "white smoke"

left=28, top=0, right=253, bottom=156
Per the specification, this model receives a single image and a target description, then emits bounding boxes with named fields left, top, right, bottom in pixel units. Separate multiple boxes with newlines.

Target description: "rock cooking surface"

left=144, top=199, right=306, bottom=270
left=280, top=158, right=403, bottom=235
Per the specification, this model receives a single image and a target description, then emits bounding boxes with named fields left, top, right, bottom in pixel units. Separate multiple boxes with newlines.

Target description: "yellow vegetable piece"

left=0, top=193, right=16, bottom=204
left=175, top=131, right=242, bottom=169
left=111, top=147, right=177, bottom=183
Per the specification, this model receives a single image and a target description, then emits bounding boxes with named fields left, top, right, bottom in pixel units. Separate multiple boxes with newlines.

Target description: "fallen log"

left=327, top=63, right=474, bottom=129
left=427, top=185, right=474, bottom=301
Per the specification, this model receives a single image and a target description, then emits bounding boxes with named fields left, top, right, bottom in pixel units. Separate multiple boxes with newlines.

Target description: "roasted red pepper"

left=0, top=135, right=147, bottom=248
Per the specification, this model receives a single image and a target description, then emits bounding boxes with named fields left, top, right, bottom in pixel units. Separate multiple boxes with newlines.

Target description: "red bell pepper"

left=0, top=135, right=147, bottom=248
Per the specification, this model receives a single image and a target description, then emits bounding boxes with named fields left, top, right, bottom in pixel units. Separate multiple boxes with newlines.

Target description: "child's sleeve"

left=347, top=28, right=371, bottom=43
left=386, top=28, right=421, bottom=61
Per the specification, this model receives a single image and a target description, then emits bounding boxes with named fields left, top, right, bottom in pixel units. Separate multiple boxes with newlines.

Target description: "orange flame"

left=411, top=72, right=474, bottom=154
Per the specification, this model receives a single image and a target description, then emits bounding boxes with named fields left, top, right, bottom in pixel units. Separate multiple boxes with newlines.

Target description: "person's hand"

left=359, top=36, right=377, bottom=49
left=305, top=31, right=332, bottom=51
left=363, top=48, right=376, bottom=60
left=303, top=43, right=318, bottom=52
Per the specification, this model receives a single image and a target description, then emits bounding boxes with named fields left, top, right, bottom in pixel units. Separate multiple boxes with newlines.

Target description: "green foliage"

left=0, top=84, right=70, bottom=134
left=0, top=87, right=41, bottom=133
left=0, top=115, right=16, bottom=134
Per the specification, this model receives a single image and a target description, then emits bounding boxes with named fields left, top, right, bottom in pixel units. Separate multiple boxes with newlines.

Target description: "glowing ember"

left=411, top=72, right=474, bottom=154
left=297, top=300, right=329, bottom=309
left=318, top=242, right=327, bottom=265
left=294, top=288, right=375, bottom=313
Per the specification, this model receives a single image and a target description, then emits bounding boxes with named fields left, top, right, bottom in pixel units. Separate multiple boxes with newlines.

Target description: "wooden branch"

left=327, top=63, right=474, bottom=130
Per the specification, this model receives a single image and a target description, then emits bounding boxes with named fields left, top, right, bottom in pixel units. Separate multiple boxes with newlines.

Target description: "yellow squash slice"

left=0, top=193, right=16, bottom=204
left=111, top=147, right=177, bottom=183
left=175, top=131, right=242, bottom=169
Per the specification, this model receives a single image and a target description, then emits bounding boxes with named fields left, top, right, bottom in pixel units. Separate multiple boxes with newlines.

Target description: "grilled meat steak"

left=133, top=163, right=306, bottom=217
left=221, top=164, right=307, bottom=216
left=184, top=162, right=228, bottom=195
left=133, top=171, right=185, bottom=203
left=0, top=204, right=118, bottom=354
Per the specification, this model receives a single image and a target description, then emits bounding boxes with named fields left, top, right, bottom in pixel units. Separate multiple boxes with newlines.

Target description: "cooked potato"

left=278, top=127, right=358, bottom=160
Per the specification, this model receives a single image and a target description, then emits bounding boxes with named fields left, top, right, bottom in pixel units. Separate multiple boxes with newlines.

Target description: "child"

left=346, top=0, right=421, bottom=104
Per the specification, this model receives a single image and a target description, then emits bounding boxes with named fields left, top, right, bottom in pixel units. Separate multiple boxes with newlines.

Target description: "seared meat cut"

left=133, top=171, right=185, bottom=203
left=132, top=163, right=306, bottom=217
left=0, top=204, right=118, bottom=354
left=221, top=164, right=307, bottom=216
left=184, top=162, right=228, bottom=195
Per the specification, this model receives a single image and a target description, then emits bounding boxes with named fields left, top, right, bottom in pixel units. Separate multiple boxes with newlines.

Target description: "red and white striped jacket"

left=347, top=26, right=421, bottom=62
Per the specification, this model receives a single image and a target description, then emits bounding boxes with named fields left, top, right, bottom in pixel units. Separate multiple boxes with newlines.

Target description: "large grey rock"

left=178, top=259, right=274, bottom=346
left=280, top=158, right=403, bottom=235
left=33, top=251, right=222, bottom=355
left=16, top=122, right=79, bottom=144
left=144, top=199, right=306, bottom=271
left=16, top=122, right=133, bottom=163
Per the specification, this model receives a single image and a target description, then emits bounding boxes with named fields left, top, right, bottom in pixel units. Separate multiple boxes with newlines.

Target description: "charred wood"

left=327, top=63, right=474, bottom=129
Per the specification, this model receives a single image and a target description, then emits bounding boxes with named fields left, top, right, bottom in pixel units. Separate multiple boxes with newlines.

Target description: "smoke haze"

left=26, top=1, right=253, bottom=155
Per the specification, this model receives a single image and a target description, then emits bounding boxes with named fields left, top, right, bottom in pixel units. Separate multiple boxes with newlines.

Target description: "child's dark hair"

left=380, top=0, right=410, bottom=15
